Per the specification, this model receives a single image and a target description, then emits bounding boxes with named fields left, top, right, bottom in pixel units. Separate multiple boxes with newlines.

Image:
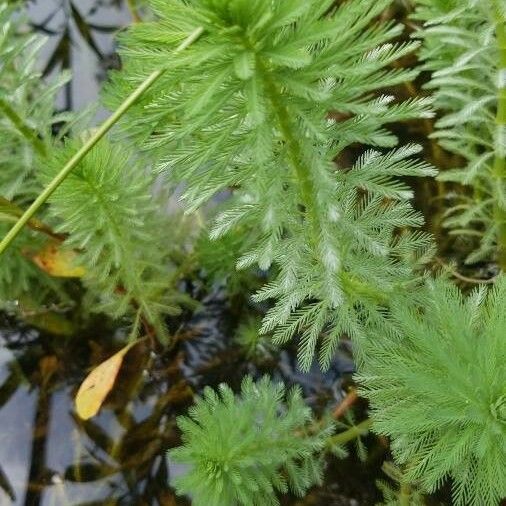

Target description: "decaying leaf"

left=32, top=241, right=85, bottom=278
left=25, top=311, right=75, bottom=336
left=75, top=341, right=141, bottom=420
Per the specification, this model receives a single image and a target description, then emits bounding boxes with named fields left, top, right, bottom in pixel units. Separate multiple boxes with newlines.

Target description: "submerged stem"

left=0, top=26, right=204, bottom=256
left=327, top=418, right=373, bottom=447
left=126, top=0, right=142, bottom=23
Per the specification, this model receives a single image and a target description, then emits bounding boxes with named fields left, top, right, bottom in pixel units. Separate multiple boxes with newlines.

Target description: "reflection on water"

left=27, top=0, right=131, bottom=116
left=0, top=342, right=35, bottom=504
left=0, top=319, right=193, bottom=506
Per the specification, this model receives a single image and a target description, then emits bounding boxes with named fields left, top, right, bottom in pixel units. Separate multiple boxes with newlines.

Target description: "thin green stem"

left=0, top=26, right=204, bottom=256
left=128, top=310, right=142, bottom=346
left=0, top=98, right=48, bottom=157
left=327, top=418, right=373, bottom=447
left=492, top=0, right=506, bottom=269
left=340, top=272, right=390, bottom=305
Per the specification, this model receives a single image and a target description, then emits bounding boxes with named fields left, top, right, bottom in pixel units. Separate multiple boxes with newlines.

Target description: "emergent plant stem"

left=327, top=418, right=373, bottom=447
left=0, top=26, right=204, bottom=256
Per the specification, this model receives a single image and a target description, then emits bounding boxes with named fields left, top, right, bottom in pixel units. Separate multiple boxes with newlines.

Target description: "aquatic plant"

left=356, top=276, right=506, bottom=505
left=39, top=139, right=187, bottom=337
left=0, top=1, right=192, bottom=336
left=234, top=315, right=277, bottom=360
left=195, top=227, right=261, bottom=295
left=170, top=376, right=333, bottom=506
left=414, top=0, right=506, bottom=267
left=104, top=0, right=435, bottom=370
left=376, top=462, right=426, bottom=506
left=0, top=0, right=505, bottom=503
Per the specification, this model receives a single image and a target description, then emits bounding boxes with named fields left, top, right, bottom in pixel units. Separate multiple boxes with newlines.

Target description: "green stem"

left=327, top=418, right=373, bottom=447
left=0, top=98, right=48, bottom=157
left=258, top=59, right=322, bottom=245
left=399, top=481, right=412, bottom=506
left=492, top=1, right=506, bottom=270
left=0, top=26, right=204, bottom=256
left=258, top=59, right=391, bottom=305
left=340, top=272, right=390, bottom=305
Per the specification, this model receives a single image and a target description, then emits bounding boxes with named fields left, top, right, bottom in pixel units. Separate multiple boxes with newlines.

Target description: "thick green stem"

left=258, top=59, right=388, bottom=305
left=0, top=26, right=204, bottom=256
left=399, top=482, right=412, bottom=506
left=0, top=98, right=48, bottom=157
left=493, top=1, right=506, bottom=269
left=327, top=418, right=373, bottom=447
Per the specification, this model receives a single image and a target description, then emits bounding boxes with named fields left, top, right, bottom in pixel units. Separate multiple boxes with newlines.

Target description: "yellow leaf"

left=75, top=341, right=139, bottom=420
left=32, top=242, right=86, bottom=278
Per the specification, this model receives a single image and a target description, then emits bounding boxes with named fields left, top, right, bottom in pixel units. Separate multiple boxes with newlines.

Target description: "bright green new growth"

left=356, top=276, right=506, bottom=506
left=106, top=0, right=436, bottom=370
left=170, top=376, right=333, bottom=506
left=39, top=140, right=188, bottom=334
left=414, top=0, right=506, bottom=267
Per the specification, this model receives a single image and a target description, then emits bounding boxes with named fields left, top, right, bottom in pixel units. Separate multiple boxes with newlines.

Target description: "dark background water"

left=0, top=295, right=379, bottom=506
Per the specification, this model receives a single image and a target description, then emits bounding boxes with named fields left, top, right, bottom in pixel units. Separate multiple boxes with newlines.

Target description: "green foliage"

left=170, top=376, right=333, bottom=506
left=106, top=0, right=435, bottom=370
left=0, top=1, right=70, bottom=305
left=0, top=2, right=70, bottom=203
left=376, top=462, right=425, bottom=506
left=234, top=315, right=277, bottom=360
left=356, top=276, right=506, bottom=505
left=0, top=0, right=502, bottom=501
left=376, top=480, right=425, bottom=506
left=0, top=2, right=190, bottom=331
left=1, top=0, right=505, bottom=504
left=39, top=139, right=187, bottom=335
left=195, top=225, right=260, bottom=295
left=414, top=0, right=506, bottom=264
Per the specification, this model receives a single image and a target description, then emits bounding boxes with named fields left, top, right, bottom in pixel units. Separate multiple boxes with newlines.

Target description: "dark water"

left=0, top=290, right=385, bottom=506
